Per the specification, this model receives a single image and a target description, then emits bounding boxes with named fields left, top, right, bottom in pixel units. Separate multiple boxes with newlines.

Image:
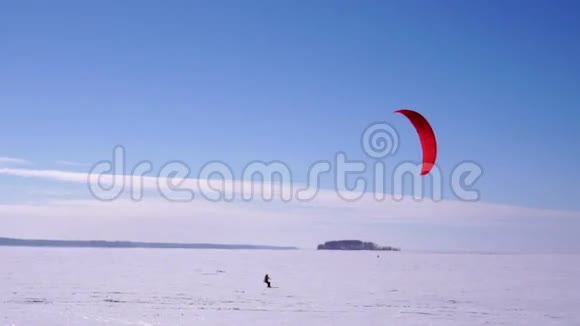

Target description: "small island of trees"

left=317, top=240, right=401, bottom=251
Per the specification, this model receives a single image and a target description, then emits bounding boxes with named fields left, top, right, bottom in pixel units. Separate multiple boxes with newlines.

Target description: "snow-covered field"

left=1, top=248, right=579, bottom=325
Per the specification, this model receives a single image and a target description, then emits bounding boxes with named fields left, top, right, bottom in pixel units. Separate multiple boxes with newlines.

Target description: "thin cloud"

left=0, top=167, right=280, bottom=197
left=0, top=168, right=89, bottom=183
left=0, top=157, right=32, bottom=166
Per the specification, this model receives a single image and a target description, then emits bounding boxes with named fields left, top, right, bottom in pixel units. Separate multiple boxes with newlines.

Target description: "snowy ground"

left=1, top=248, right=579, bottom=325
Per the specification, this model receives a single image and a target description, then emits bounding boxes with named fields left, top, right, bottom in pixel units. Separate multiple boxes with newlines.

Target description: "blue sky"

left=0, top=1, right=579, bottom=251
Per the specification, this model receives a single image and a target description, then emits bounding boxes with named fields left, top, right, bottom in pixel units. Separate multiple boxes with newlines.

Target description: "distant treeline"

left=0, top=237, right=297, bottom=250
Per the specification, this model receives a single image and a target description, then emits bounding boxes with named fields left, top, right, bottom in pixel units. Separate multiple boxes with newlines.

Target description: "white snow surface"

left=1, top=248, right=579, bottom=325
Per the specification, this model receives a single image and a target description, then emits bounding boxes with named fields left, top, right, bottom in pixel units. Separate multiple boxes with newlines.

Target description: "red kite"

left=395, top=109, right=437, bottom=176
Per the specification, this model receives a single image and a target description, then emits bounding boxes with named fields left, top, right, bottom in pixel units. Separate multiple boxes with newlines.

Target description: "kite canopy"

left=395, top=109, right=437, bottom=176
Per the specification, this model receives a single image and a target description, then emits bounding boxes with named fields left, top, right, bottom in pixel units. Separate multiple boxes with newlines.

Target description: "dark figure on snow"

left=264, top=274, right=271, bottom=288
